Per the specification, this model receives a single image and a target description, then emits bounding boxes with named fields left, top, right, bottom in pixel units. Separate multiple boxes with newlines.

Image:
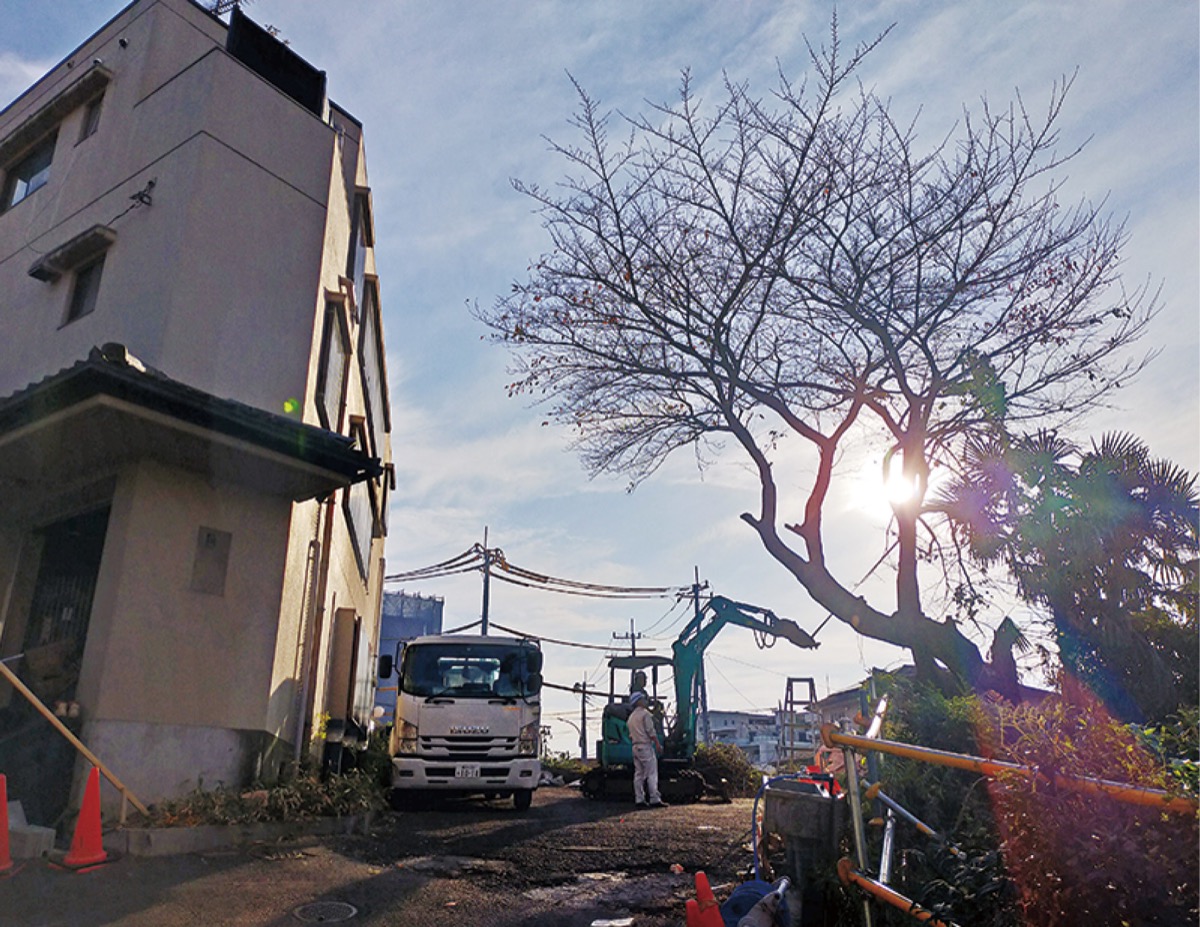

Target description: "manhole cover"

left=292, top=901, right=358, bottom=923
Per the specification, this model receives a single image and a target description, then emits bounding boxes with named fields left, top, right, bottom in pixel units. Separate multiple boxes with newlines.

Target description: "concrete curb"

left=102, top=812, right=374, bottom=858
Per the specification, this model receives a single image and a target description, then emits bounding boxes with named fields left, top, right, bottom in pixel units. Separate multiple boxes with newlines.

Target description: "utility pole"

left=692, top=567, right=712, bottom=746
left=480, top=526, right=491, bottom=635
left=612, top=618, right=641, bottom=655
left=573, top=680, right=589, bottom=761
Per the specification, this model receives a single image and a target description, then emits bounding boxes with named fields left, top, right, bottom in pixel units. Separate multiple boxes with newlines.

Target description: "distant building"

left=374, top=592, right=444, bottom=723
left=0, top=0, right=391, bottom=821
left=706, top=708, right=821, bottom=767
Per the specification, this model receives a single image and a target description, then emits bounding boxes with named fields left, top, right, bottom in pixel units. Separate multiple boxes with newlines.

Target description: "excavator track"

left=580, top=765, right=707, bottom=804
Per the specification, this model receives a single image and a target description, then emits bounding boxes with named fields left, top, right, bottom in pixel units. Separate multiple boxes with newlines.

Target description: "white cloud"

left=0, top=51, right=54, bottom=109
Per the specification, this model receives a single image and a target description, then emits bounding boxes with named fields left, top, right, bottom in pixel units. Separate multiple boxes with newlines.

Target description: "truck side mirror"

left=527, top=651, right=544, bottom=674
left=378, top=654, right=393, bottom=679
left=527, top=672, right=543, bottom=694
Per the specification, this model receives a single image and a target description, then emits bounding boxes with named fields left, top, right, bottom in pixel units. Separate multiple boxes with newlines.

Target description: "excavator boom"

left=670, top=596, right=818, bottom=756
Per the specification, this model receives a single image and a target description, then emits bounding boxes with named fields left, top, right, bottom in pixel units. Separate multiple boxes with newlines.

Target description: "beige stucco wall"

left=78, top=458, right=291, bottom=729
left=0, top=0, right=394, bottom=803
left=0, top=0, right=334, bottom=411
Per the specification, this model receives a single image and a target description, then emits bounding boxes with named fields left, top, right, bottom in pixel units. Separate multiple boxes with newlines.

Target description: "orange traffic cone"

left=59, top=767, right=108, bottom=871
left=1, top=773, right=14, bottom=874
left=693, top=871, right=724, bottom=927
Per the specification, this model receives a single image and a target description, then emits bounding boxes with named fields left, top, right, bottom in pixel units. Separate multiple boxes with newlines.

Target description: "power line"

left=385, top=543, right=690, bottom=600
left=490, top=621, right=655, bottom=653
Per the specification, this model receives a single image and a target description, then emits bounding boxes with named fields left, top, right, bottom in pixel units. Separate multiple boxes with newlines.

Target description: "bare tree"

left=478, top=25, right=1157, bottom=689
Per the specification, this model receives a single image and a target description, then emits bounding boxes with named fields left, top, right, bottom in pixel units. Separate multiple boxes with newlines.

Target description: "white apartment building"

left=0, top=0, right=392, bottom=821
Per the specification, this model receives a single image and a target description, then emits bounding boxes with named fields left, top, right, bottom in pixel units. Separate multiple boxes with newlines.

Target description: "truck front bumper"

left=390, top=756, right=540, bottom=791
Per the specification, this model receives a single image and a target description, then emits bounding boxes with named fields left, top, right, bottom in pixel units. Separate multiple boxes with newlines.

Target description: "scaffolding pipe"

left=864, top=782, right=966, bottom=859
left=837, top=858, right=957, bottom=927
left=842, top=727, right=874, bottom=927
left=821, top=725, right=1197, bottom=815
left=878, top=808, right=898, bottom=885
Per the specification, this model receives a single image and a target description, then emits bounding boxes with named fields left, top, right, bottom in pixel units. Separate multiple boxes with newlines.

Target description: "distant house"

left=706, top=708, right=822, bottom=768
left=0, top=0, right=392, bottom=822
left=374, top=592, right=444, bottom=723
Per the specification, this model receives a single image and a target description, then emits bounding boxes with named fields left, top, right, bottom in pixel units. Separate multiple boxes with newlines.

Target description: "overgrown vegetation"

left=141, top=767, right=384, bottom=828
left=694, top=742, right=762, bottom=798
left=541, top=751, right=591, bottom=783
left=867, top=677, right=1199, bottom=926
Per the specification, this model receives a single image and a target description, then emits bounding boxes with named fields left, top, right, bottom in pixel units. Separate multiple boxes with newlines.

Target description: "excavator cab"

left=595, top=654, right=672, bottom=769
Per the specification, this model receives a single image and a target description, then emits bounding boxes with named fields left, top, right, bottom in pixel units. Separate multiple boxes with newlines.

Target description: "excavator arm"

left=669, top=596, right=818, bottom=755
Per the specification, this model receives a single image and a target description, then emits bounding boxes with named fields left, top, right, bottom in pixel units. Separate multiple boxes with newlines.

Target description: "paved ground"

left=4, top=787, right=762, bottom=927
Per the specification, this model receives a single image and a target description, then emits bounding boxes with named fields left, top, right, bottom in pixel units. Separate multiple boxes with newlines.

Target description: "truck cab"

left=380, top=634, right=543, bottom=810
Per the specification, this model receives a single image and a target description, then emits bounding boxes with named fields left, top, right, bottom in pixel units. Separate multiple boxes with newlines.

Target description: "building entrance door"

left=0, top=507, right=110, bottom=826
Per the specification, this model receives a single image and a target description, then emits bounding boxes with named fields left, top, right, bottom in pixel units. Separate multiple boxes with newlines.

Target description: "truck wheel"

left=513, top=789, right=533, bottom=811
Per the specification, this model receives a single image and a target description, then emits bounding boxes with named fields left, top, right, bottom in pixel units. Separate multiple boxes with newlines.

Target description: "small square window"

left=190, top=526, right=232, bottom=596
left=66, top=254, right=105, bottom=323
left=78, top=96, right=103, bottom=142
left=2, top=133, right=56, bottom=211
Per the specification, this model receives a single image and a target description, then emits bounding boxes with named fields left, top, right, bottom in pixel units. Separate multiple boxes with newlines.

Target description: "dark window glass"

left=342, top=421, right=375, bottom=578
left=66, top=254, right=105, bottom=322
left=344, top=475, right=374, bottom=579
left=358, top=281, right=390, bottom=456
left=400, top=642, right=541, bottom=699
left=3, top=133, right=56, bottom=210
left=346, top=192, right=370, bottom=308
left=315, top=301, right=349, bottom=430
left=79, top=96, right=103, bottom=141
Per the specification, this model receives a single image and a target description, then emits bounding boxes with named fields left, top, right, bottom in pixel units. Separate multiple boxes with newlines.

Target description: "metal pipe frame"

left=822, top=724, right=1197, bottom=815
left=837, top=858, right=957, bottom=927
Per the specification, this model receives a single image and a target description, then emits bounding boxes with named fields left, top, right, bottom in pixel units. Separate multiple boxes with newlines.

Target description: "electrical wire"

left=542, top=679, right=623, bottom=700
left=489, top=569, right=676, bottom=599
left=489, top=621, right=656, bottom=653
left=708, top=650, right=789, bottom=678
left=384, top=543, right=691, bottom=599
left=707, top=657, right=756, bottom=711
left=640, top=596, right=691, bottom=636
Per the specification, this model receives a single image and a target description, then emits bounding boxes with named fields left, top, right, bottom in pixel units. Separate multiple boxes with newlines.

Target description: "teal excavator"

left=580, top=595, right=819, bottom=802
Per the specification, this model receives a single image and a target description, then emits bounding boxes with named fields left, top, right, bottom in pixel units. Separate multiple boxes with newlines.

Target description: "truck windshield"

left=401, top=643, right=540, bottom=699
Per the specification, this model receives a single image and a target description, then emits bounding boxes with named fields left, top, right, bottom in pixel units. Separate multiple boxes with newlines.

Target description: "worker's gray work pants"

left=632, top=743, right=661, bottom=804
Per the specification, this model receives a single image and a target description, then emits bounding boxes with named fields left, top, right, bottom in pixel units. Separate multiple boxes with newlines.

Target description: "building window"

left=358, top=278, right=390, bottom=458
left=78, top=96, right=103, bottom=142
left=2, top=132, right=56, bottom=211
left=343, top=420, right=375, bottom=579
left=65, top=254, right=105, bottom=323
left=345, top=188, right=373, bottom=310
left=315, top=300, right=350, bottom=431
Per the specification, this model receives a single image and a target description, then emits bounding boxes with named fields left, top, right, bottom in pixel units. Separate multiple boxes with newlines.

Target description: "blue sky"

left=4, top=0, right=1197, bottom=754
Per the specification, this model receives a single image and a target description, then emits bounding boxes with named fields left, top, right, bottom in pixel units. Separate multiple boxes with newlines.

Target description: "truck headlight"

left=396, top=720, right=419, bottom=755
left=518, top=720, right=539, bottom=756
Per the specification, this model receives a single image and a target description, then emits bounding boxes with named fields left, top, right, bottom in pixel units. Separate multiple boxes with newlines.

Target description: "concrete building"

left=707, top=709, right=782, bottom=766
left=0, top=0, right=392, bottom=822
left=707, top=707, right=822, bottom=768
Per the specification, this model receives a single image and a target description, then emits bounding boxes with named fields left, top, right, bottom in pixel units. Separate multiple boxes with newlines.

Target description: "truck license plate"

left=455, top=763, right=481, bottom=778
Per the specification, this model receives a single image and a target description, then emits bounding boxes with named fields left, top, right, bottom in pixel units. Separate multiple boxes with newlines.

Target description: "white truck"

left=379, top=634, right=543, bottom=810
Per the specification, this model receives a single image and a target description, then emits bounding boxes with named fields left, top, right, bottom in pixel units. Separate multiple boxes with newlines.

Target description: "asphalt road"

left=4, top=786, right=760, bottom=927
